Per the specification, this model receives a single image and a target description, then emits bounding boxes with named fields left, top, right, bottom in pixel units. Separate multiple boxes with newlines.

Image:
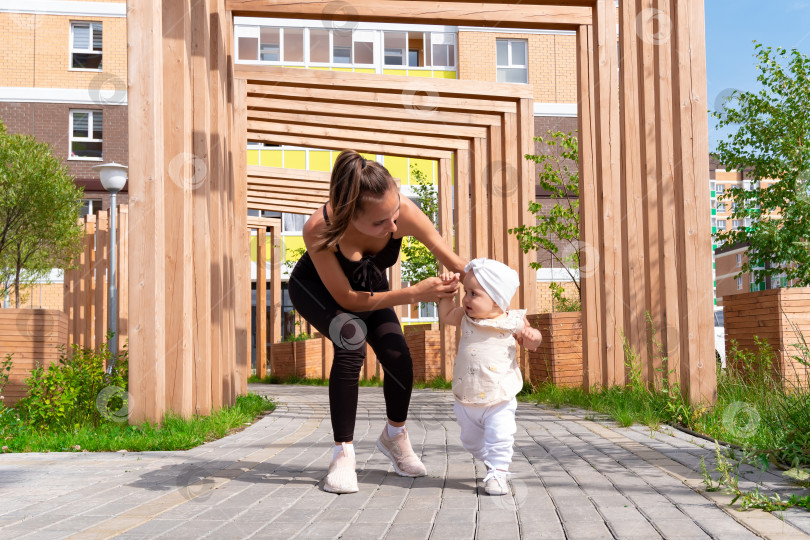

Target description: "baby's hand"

left=515, top=326, right=543, bottom=352
left=440, top=271, right=460, bottom=283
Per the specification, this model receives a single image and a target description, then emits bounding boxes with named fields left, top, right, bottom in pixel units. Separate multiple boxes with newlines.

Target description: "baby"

left=438, top=258, right=543, bottom=495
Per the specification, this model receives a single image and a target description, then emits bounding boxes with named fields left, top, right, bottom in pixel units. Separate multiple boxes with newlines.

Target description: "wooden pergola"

left=127, top=0, right=715, bottom=423
left=240, top=66, right=536, bottom=379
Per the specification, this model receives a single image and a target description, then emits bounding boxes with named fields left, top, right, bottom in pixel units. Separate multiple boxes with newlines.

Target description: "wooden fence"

left=724, top=287, right=810, bottom=389
left=63, top=205, right=129, bottom=352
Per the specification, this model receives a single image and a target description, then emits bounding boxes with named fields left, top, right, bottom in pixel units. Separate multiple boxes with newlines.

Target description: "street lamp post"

left=93, top=163, right=128, bottom=373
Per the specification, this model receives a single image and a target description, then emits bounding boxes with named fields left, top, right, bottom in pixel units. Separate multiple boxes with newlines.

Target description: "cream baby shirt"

left=452, top=309, right=527, bottom=407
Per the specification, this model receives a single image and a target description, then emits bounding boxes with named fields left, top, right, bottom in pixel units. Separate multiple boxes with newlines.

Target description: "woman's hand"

left=413, top=275, right=459, bottom=303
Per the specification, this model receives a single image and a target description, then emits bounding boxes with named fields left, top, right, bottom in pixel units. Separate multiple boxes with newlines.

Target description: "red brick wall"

left=0, top=102, right=129, bottom=206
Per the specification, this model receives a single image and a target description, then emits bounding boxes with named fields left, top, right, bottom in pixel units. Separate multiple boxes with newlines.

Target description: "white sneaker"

left=483, top=467, right=510, bottom=496
left=323, top=443, right=358, bottom=494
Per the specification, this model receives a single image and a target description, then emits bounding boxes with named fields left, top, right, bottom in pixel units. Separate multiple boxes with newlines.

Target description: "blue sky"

left=706, top=1, right=810, bottom=150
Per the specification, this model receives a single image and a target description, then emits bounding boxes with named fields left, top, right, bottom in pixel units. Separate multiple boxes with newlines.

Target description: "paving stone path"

left=1, top=385, right=809, bottom=539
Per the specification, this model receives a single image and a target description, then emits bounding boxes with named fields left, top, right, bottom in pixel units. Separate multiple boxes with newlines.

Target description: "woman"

left=289, top=150, right=466, bottom=494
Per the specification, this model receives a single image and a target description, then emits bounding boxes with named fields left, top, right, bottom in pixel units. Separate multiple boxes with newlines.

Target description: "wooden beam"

left=247, top=108, right=489, bottom=139
left=256, top=227, right=267, bottom=378
left=248, top=97, right=504, bottom=127
left=269, top=224, right=282, bottom=346
left=578, top=24, right=602, bottom=389
left=247, top=132, right=453, bottom=160
left=227, top=0, right=592, bottom=30
left=619, top=0, right=650, bottom=376
left=163, top=0, right=193, bottom=417
left=236, top=64, right=534, bottom=100
left=246, top=84, right=519, bottom=114
left=593, top=0, right=624, bottom=386
left=248, top=119, right=471, bottom=151
left=127, top=0, right=166, bottom=424
left=233, top=77, right=251, bottom=397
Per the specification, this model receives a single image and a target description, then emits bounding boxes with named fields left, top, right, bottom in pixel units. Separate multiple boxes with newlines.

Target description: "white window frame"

left=69, top=109, right=103, bottom=161
left=496, top=38, right=529, bottom=84
left=732, top=219, right=742, bottom=229
left=69, top=21, right=103, bottom=72
left=716, top=220, right=726, bottom=231
left=736, top=253, right=742, bottom=267
left=737, top=276, right=743, bottom=290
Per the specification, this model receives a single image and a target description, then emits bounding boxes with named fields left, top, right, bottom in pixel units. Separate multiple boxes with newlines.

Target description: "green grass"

left=0, top=393, right=275, bottom=453
left=248, top=373, right=452, bottom=390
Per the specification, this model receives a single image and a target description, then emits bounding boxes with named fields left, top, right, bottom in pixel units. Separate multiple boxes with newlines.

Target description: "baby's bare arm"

left=438, top=271, right=464, bottom=326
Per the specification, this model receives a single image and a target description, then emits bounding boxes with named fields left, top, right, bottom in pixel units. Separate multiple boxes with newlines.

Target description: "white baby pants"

left=454, top=398, right=517, bottom=471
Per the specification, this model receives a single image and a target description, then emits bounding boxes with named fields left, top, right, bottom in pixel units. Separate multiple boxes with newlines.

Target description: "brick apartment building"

left=0, top=1, right=129, bottom=309
left=709, top=157, right=785, bottom=306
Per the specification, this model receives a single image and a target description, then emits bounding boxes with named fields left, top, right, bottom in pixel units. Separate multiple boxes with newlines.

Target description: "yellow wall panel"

left=283, top=235, right=306, bottom=263
left=408, top=70, right=432, bottom=77
left=383, top=69, right=408, bottom=76
left=354, top=68, right=375, bottom=73
left=261, top=149, right=283, bottom=168
left=309, top=150, right=332, bottom=172
left=410, top=158, right=436, bottom=184
left=331, top=67, right=353, bottom=72
left=247, top=149, right=260, bottom=166
left=285, top=150, right=306, bottom=170
left=384, top=156, right=408, bottom=185
left=433, top=70, right=457, bottom=79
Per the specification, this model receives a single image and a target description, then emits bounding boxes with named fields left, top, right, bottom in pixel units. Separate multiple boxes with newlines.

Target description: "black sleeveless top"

left=291, top=206, right=403, bottom=296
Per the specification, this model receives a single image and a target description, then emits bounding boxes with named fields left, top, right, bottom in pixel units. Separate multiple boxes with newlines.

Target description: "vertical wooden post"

left=578, top=24, right=603, bottom=389
left=592, top=0, right=624, bottom=386
left=470, top=137, right=487, bottom=260
left=94, top=210, right=109, bottom=352
left=163, top=0, right=193, bottom=417
left=654, top=0, right=683, bottom=382
left=233, top=77, right=250, bottom=396
left=127, top=0, right=167, bottom=424
left=256, top=227, right=267, bottom=378
left=488, top=124, right=504, bottom=262
left=269, top=224, right=282, bottom=346
left=619, top=0, right=651, bottom=376
left=672, top=0, right=715, bottom=403
left=190, top=0, right=212, bottom=417
left=118, top=205, right=129, bottom=346
left=437, top=157, right=453, bottom=379
left=81, top=216, right=96, bottom=349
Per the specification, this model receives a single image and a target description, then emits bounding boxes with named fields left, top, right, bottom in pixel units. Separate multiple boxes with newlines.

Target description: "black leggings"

left=288, top=272, right=414, bottom=443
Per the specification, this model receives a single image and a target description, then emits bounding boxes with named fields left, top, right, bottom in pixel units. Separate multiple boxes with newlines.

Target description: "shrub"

left=0, top=354, right=12, bottom=406
left=16, top=340, right=128, bottom=431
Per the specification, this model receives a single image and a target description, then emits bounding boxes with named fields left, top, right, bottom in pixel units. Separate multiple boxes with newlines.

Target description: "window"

left=282, top=213, right=306, bottom=233
left=711, top=200, right=716, bottom=209
left=717, top=220, right=726, bottom=231
left=496, top=39, right=528, bottom=83
left=384, top=32, right=407, bottom=66
left=711, top=217, right=716, bottom=227
left=260, top=27, right=280, bottom=61
left=736, top=253, right=742, bottom=266
left=80, top=199, right=101, bottom=217
left=732, top=219, right=742, bottom=229
left=283, top=28, right=304, bottom=62
left=407, top=31, right=429, bottom=67
left=710, top=181, right=715, bottom=191
left=419, top=301, right=437, bottom=318
left=69, top=110, right=102, bottom=160
left=71, top=22, right=102, bottom=69
left=333, top=30, right=352, bottom=63
left=353, top=30, right=375, bottom=65
left=716, top=184, right=725, bottom=194
left=310, top=29, right=330, bottom=63
left=737, top=276, right=743, bottom=290
left=716, top=203, right=726, bottom=212
left=431, top=32, right=455, bottom=67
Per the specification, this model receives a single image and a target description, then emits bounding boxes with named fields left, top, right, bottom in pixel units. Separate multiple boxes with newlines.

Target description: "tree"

left=400, top=164, right=439, bottom=314
left=0, top=122, right=84, bottom=307
left=713, top=43, right=810, bottom=286
left=509, top=130, right=581, bottom=312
